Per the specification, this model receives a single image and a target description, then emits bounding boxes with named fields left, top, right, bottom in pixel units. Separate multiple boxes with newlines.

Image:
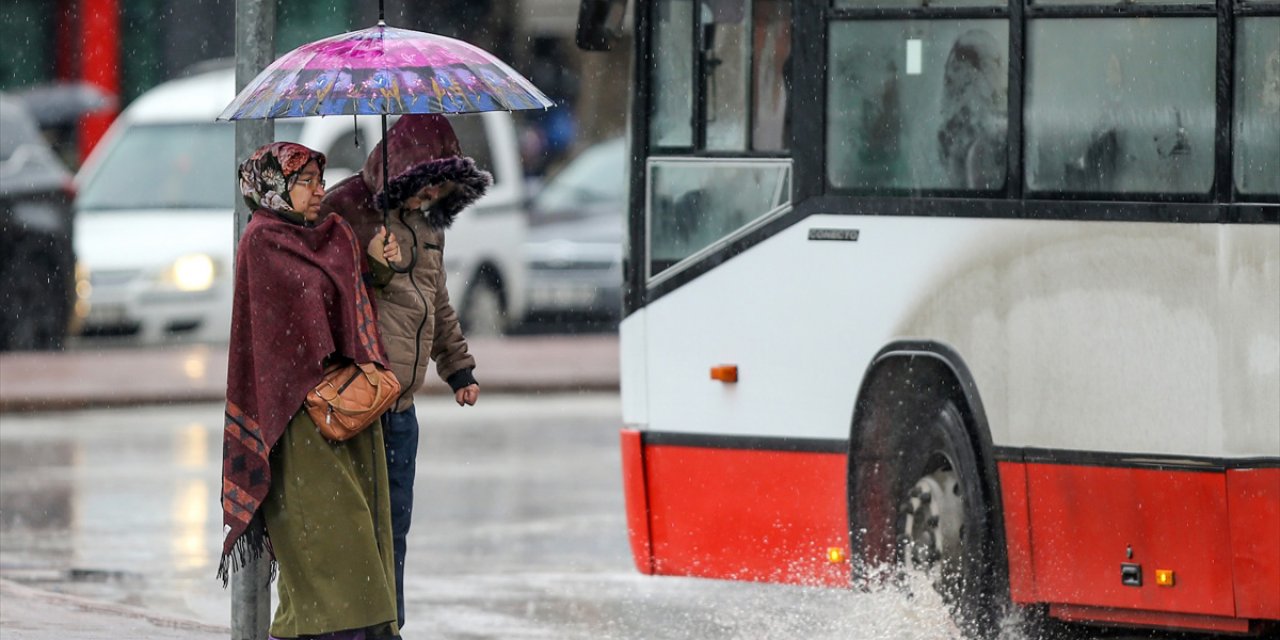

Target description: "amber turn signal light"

left=710, top=365, right=738, bottom=383
left=1155, top=569, right=1175, bottom=587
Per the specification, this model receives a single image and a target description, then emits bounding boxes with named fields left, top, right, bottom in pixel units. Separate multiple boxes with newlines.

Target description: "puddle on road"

left=399, top=571, right=1013, bottom=640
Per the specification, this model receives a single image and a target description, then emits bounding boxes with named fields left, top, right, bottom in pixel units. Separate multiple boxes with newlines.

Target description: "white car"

left=74, top=67, right=527, bottom=344
left=521, top=136, right=626, bottom=323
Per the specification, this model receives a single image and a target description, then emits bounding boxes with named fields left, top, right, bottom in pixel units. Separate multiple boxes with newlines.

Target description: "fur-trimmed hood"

left=361, top=114, right=492, bottom=229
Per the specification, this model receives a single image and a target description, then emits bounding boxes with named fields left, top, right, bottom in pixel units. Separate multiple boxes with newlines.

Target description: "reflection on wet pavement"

left=0, top=403, right=223, bottom=616
left=0, top=394, right=1046, bottom=639
left=0, top=439, right=75, bottom=531
left=0, top=395, right=637, bottom=631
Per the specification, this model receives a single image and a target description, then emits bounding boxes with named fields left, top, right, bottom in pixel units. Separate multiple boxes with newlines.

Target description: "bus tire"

left=855, top=398, right=1004, bottom=639
left=899, top=400, right=1002, bottom=636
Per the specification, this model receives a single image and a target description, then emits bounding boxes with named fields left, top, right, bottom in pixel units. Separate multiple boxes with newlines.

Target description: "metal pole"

left=234, top=0, right=276, bottom=242
left=232, top=0, right=275, bottom=637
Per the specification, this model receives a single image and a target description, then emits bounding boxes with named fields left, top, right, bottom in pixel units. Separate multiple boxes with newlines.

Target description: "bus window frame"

left=821, top=0, right=1280, bottom=206
left=627, top=0, right=1277, bottom=315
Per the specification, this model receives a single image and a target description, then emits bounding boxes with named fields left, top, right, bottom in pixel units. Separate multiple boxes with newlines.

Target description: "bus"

left=578, top=0, right=1280, bottom=636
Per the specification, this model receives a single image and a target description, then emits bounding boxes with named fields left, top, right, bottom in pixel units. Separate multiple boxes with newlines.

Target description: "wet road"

left=0, top=394, right=1106, bottom=639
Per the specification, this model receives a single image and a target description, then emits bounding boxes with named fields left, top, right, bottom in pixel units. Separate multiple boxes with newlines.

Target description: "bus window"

left=752, top=0, right=791, bottom=151
left=1024, top=18, right=1215, bottom=196
left=827, top=20, right=1009, bottom=192
left=1030, top=0, right=1209, bottom=4
left=649, top=0, right=791, bottom=153
left=835, top=0, right=1001, bottom=6
left=650, top=0, right=696, bottom=148
left=648, top=159, right=790, bottom=277
left=703, top=0, right=751, bottom=151
left=1234, top=17, right=1280, bottom=198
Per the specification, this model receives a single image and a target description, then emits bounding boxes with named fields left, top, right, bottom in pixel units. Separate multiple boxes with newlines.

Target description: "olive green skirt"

left=262, top=409, right=399, bottom=639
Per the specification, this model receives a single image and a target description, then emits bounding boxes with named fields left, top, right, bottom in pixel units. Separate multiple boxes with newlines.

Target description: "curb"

left=0, top=380, right=620, bottom=413
left=0, top=335, right=619, bottom=414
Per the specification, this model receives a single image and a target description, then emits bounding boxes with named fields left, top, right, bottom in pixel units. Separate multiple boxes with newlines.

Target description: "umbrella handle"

left=386, top=208, right=417, bottom=273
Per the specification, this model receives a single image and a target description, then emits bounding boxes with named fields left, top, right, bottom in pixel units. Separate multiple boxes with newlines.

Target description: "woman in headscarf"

left=219, top=141, right=402, bottom=640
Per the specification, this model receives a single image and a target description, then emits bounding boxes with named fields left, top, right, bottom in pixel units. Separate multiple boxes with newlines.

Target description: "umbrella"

left=219, top=7, right=553, bottom=272
left=217, top=26, right=553, bottom=119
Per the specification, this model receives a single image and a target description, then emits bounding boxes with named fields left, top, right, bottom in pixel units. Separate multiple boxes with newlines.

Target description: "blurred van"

left=74, top=66, right=526, bottom=344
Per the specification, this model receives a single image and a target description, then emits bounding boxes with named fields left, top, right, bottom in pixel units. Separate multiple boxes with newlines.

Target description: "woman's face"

left=288, top=160, right=326, bottom=221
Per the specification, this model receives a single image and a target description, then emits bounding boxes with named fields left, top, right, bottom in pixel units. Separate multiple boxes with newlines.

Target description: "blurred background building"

left=0, top=0, right=631, bottom=174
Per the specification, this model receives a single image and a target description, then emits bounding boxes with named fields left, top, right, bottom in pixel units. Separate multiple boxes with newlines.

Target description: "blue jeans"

left=381, top=405, right=419, bottom=631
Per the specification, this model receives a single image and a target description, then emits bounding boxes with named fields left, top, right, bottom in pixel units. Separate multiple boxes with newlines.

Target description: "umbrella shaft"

left=381, top=113, right=415, bottom=275
left=382, top=113, right=391, bottom=244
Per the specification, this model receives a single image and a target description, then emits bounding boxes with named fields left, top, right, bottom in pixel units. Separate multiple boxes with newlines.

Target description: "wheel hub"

left=899, top=468, right=964, bottom=573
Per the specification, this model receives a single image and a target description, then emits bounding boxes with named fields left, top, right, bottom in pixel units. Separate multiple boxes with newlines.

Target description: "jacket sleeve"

left=366, top=256, right=394, bottom=289
left=431, top=239, right=478, bottom=385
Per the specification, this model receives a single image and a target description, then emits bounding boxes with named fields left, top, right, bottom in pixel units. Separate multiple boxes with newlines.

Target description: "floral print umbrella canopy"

left=218, top=25, right=553, bottom=120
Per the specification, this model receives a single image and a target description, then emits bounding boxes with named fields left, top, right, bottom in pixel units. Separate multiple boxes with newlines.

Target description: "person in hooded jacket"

left=318, top=114, right=490, bottom=632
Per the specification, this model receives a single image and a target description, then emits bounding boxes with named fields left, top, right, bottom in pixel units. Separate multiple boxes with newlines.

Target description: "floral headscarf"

left=238, top=142, right=326, bottom=213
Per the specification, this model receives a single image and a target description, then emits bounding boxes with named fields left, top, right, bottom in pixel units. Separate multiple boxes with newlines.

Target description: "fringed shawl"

left=218, top=209, right=387, bottom=585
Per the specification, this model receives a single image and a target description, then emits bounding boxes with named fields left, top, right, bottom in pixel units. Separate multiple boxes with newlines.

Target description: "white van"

left=74, top=66, right=526, bottom=345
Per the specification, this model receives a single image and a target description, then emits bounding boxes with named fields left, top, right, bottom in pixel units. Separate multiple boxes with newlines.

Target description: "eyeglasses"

left=296, top=176, right=326, bottom=189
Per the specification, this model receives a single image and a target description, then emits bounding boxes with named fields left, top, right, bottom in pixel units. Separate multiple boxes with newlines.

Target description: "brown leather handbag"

left=305, top=362, right=401, bottom=442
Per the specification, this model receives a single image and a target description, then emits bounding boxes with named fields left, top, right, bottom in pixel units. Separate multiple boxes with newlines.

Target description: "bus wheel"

left=893, top=400, right=1001, bottom=638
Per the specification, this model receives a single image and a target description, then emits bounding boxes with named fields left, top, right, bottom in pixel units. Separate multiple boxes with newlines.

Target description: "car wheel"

left=854, top=399, right=1004, bottom=638
left=462, top=279, right=505, bottom=338
left=0, top=242, right=68, bottom=351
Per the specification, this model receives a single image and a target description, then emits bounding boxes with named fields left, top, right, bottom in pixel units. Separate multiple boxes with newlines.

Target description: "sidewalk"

left=0, top=334, right=619, bottom=637
left=0, top=334, right=619, bottom=412
left=0, top=579, right=229, bottom=640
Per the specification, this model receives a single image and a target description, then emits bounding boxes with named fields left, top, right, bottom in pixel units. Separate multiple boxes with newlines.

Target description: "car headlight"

left=70, top=261, right=91, bottom=334
left=160, top=253, right=217, bottom=292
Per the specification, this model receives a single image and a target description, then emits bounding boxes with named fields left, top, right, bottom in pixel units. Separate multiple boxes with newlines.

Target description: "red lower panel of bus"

left=1225, top=468, right=1280, bottom=620
left=624, top=432, right=1278, bottom=630
left=999, top=462, right=1280, bottom=628
left=1049, top=604, right=1254, bottom=634
left=620, top=429, right=653, bottom=574
left=621, top=430, right=850, bottom=587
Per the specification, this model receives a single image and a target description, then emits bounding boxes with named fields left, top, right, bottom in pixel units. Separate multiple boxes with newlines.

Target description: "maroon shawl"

left=218, top=209, right=387, bottom=584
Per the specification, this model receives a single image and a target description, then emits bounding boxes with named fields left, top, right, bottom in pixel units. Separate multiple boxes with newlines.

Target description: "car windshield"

left=532, top=137, right=626, bottom=213
left=78, top=121, right=302, bottom=210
